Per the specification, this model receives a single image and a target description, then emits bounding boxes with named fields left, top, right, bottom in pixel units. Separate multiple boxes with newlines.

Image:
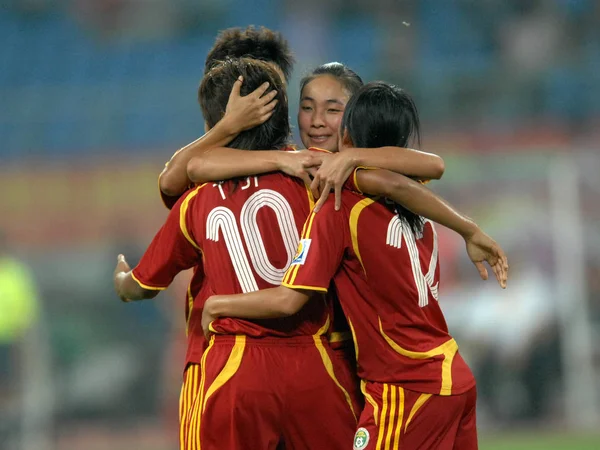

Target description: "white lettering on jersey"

left=213, top=177, right=259, bottom=198
left=386, top=217, right=438, bottom=307
left=241, top=190, right=299, bottom=284
left=213, top=182, right=226, bottom=200
left=207, top=206, right=258, bottom=293
left=207, top=189, right=299, bottom=292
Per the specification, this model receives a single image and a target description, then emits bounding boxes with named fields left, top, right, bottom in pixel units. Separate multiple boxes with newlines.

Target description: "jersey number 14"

left=386, top=217, right=439, bottom=307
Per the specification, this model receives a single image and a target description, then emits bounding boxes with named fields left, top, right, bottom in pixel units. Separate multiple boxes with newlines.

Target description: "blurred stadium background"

left=1, top=0, right=599, bottom=449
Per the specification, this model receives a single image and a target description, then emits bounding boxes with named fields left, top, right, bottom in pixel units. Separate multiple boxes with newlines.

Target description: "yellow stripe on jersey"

left=189, top=335, right=214, bottom=450
left=347, top=318, right=359, bottom=363
left=180, top=365, right=199, bottom=450
left=281, top=281, right=328, bottom=292
left=392, top=387, right=405, bottom=450
left=404, top=393, right=432, bottom=433
left=305, top=184, right=315, bottom=210
left=329, top=331, right=352, bottom=344
left=385, top=384, right=397, bottom=450
left=190, top=365, right=199, bottom=423
left=349, top=198, right=376, bottom=273
left=301, top=210, right=317, bottom=239
left=282, top=265, right=297, bottom=286
left=313, top=335, right=357, bottom=422
left=314, top=314, right=330, bottom=337
left=181, top=369, right=189, bottom=446
left=374, top=384, right=406, bottom=450
left=178, top=374, right=186, bottom=449
left=283, top=210, right=318, bottom=285
left=393, top=386, right=404, bottom=450
left=353, top=169, right=362, bottom=194
left=361, top=379, right=379, bottom=426
left=378, top=317, right=459, bottom=395
left=185, top=283, right=194, bottom=336
left=187, top=367, right=196, bottom=449
left=440, top=346, right=458, bottom=396
left=352, top=166, right=378, bottom=194
left=131, top=272, right=168, bottom=290
left=202, top=335, right=246, bottom=413
left=282, top=217, right=311, bottom=286
left=376, top=383, right=389, bottom=450
left=179, top=184, right=207, bottom=251
left=308, top=146, right=332, bottom=154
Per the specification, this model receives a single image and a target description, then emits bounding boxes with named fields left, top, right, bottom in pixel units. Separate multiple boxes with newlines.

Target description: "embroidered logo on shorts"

left=291, top=239, right=311, bottom=265
left=353, top=427, right=370, bottom=450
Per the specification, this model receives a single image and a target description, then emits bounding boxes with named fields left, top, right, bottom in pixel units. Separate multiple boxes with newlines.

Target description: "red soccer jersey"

left=156, top=146, right=339, bottom=363
left=134, top=173, right=330, bottom=338
left=282, top=188, right=475, bottom=396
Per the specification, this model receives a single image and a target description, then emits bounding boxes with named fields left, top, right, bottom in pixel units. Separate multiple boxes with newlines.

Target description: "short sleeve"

left=133, top=188, right=203, bottom=290
left=346, top=166, right=380, bottom=194
left=282, top=199, right=346, bottom=292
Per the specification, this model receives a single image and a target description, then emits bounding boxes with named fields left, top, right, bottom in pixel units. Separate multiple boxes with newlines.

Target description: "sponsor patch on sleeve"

left=291, top=239, right=311, bottom=265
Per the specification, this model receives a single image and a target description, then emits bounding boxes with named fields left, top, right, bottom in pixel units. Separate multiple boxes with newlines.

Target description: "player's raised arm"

left=310, top=146, right=444, bottom=210
left=357, top=169, right=473, bottom=235
left=355, top=168, right=508, bottom=288
left=311, top=146, right=444, bottom=198
left=187, top=148, right=321, bottom=186
left=349, top=146, right=444, bottom=180
left=201, top=286, right=311, bottom=338
left=159, top=77, right=278, bottom=198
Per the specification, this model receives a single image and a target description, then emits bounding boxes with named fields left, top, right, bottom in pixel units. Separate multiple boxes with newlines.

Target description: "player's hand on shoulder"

left=464, top=229, right=509, bottom=289
left=311, top=151, right=355, bottom=213
left=223, top=76, right=278, bottom=133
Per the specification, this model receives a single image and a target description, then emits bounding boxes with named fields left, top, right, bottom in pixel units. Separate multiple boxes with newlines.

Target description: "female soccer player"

left=116, top=58, right=360, bottom=450
left=200, top=81, right=508, bottom=450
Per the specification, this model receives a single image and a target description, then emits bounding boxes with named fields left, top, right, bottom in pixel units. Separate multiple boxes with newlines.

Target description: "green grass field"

left=480, top=433, right=600, bottom=450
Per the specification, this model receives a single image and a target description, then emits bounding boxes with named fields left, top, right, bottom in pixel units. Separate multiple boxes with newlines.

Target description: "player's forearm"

left=159, top=119, right=240, bottom=196
left=385, top=177, right=478, bottom=238
left=348, top=147, right=445, bottom=180
left=187, top=149, right=284, bottom=184
left=115, top=272, right=159, bottom=301
left=206, top=286, right=307, bottom=319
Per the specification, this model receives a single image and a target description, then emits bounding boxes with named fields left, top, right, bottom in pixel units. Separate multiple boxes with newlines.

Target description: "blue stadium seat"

left=331, top=16, right=380, bottom=81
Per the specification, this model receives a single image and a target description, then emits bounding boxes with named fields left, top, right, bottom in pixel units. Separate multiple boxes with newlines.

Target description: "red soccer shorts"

left=185, top=334, right=358, bottom=450
left=353, top=382, right=477, bottom=450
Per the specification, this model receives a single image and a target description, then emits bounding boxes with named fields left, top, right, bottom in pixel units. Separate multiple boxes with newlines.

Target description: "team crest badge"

left=291, top=239, right=311, bottom=265
left=353, top=427, right=370, bottom=450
